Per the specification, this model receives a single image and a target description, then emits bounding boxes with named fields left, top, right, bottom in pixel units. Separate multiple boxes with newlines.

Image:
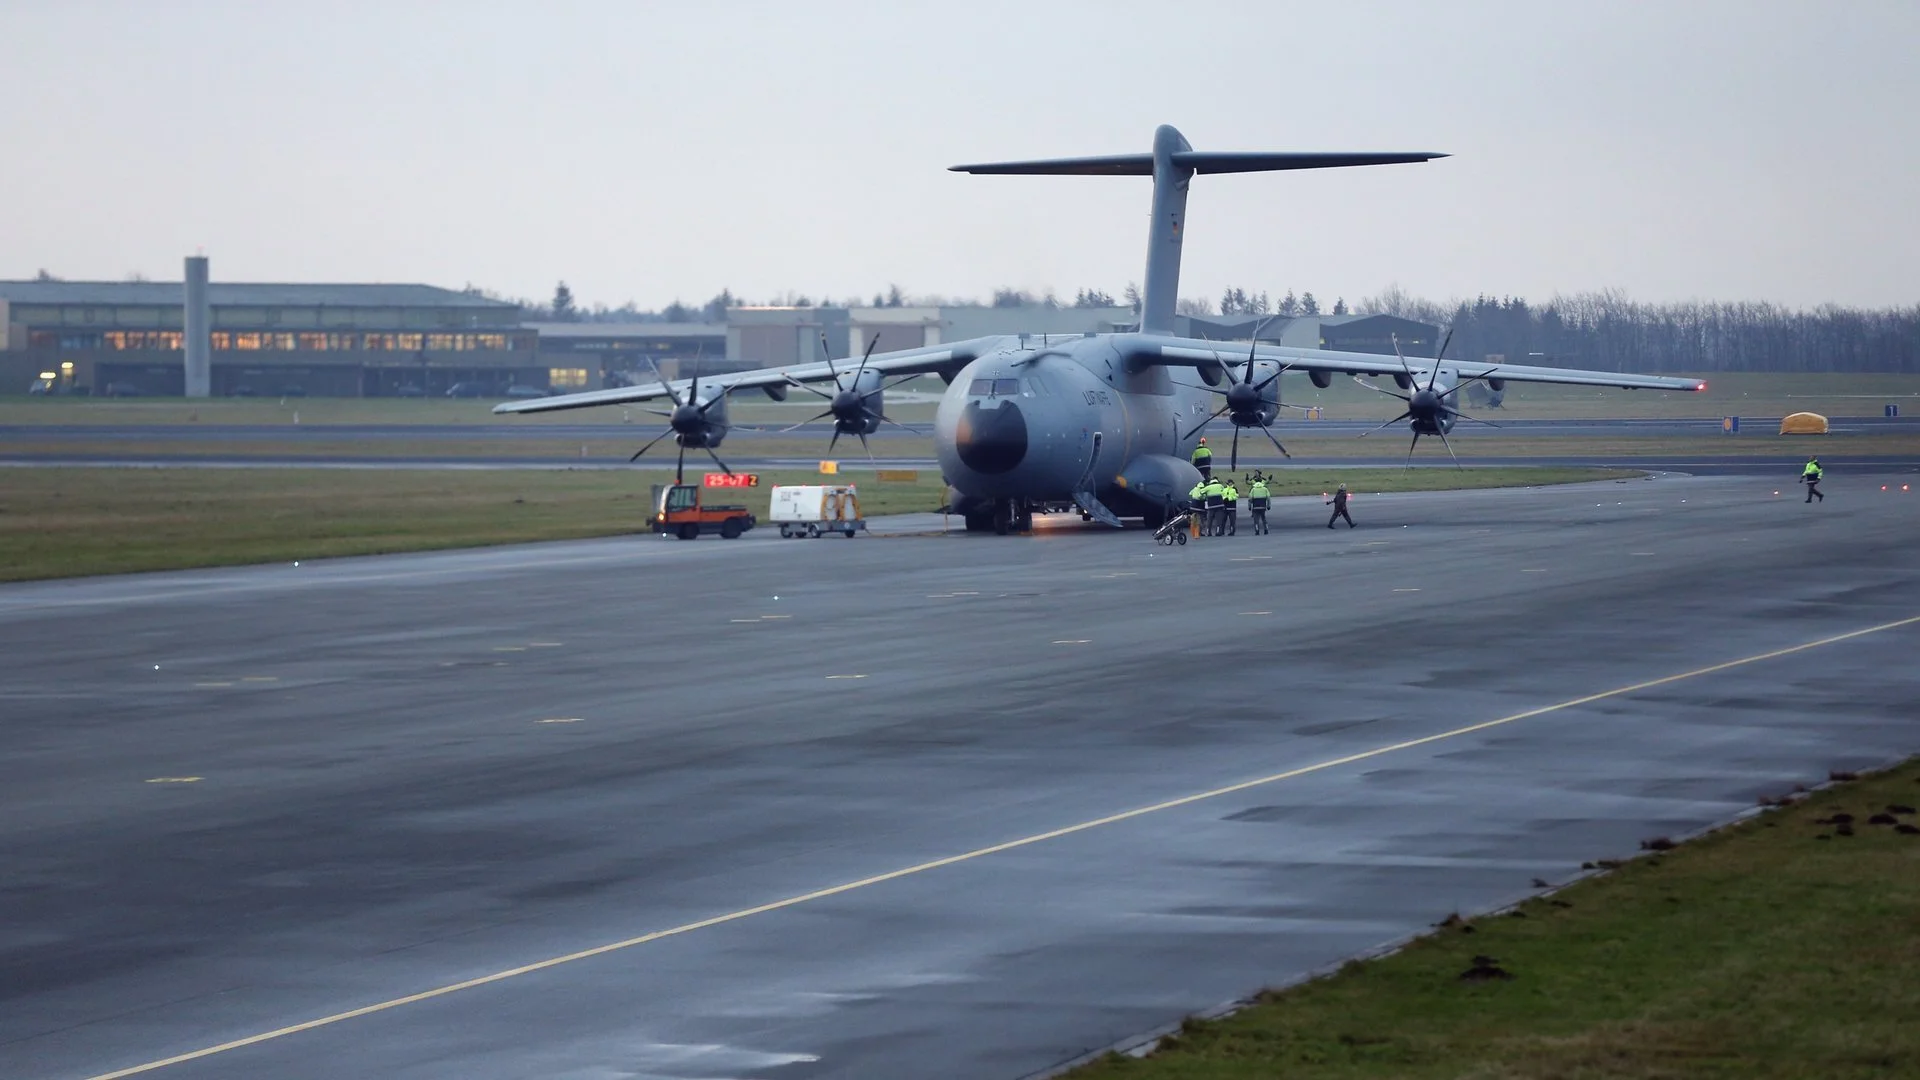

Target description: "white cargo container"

left=769, top=485, right=866, bottom=538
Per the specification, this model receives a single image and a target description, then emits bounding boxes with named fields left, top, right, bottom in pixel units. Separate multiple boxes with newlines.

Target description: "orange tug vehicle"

left=653, top=473, right=758, bottom=540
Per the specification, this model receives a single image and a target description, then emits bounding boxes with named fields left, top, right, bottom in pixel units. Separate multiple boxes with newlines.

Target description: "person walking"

left=1191, top=437, right=1214, bottom=481
left=1802, top=457, right=1824, bottom=503
left=1203, top=476, right=1226, bottom=536
left=1247, top=472, right=1272, bottom=534
left=1326, top=483, right=1355, bottom=529
left=1222, top=477, right=1240, bottom=535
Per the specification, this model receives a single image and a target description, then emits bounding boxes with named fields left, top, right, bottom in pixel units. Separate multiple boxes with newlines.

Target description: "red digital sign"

left=703, top=473, right=760, bottom=488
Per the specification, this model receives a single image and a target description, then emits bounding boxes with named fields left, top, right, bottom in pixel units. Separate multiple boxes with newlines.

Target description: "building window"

left=550, top=367, right=588, bottom=388
left=234, top=333, right=262, bottom=350
left=212, top=332, right=232, bottom=350
left=297, top=332, right=327, bottom=350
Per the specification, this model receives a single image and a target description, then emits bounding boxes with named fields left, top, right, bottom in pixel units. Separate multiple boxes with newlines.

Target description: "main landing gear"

left=963, top=498, right=1033, bottom=535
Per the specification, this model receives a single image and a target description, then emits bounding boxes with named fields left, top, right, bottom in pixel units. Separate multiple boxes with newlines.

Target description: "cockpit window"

left=1021, top=376, right=1048, bottom=396
left=968, top=377, right=1022, bottom=397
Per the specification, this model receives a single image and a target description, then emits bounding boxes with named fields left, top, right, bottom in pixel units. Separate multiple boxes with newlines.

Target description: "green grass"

left=0, top=466, right=1634, bottom=581
left=1067, top=759, right=1920, bottom=1080
left=0, top=468, right=947, bottom=581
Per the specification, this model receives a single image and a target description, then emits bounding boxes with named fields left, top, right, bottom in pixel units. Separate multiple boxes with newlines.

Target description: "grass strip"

left=1066, top=758, right=1920, bottom=1080
left=0, top=467, right=1633, bottom=581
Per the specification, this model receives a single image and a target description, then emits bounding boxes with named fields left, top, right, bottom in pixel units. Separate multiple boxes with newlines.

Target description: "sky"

left=3, top=0, right=1916, bottom=312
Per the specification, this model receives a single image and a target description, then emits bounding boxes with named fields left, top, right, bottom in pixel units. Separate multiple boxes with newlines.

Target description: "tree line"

left=499, top=280, right=1920, bottom=371
left=1358, top=287, right=1920, bottom=373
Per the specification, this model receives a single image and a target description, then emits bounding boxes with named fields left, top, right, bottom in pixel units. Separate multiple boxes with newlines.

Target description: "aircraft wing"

left=1142, top=337, right=1706, bottom=393
left=491, top=339, right=994, bottom=414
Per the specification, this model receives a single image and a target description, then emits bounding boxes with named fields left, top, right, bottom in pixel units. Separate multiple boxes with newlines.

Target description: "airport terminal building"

left=0, top=278, right=539, bottom=397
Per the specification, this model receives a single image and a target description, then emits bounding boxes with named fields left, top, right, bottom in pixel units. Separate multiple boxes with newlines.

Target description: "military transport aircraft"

left=496, top=125, right=1704, bottom=534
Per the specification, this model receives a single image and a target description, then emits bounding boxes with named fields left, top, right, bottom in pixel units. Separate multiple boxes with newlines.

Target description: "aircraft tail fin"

left=952, top=127, right=1446, bottom=336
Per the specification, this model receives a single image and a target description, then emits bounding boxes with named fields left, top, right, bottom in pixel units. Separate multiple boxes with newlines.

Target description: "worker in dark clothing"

left=1326, top=483, right=1355, bottom=528
left=1802, top=457, right=1824, bottom=503
left=1191, top=438, right=1214, bottom=481
left=1247, top=473, right=1272, bottom=534
left=1222, top=478, right=1240, bottom=535
left=1203, top=477, right=1226, bottom=536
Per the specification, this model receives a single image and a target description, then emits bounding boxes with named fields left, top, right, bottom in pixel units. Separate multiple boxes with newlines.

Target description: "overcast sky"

left=4, top=1, right=1915, bottom=311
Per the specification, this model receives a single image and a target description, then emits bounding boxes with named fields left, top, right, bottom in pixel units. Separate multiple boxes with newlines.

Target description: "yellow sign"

left=819, top=460, right=839, bottom=475
left=875, top=469, right=919, bottom=482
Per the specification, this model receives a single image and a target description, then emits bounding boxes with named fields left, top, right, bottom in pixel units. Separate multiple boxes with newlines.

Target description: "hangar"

left=1, top=271, right=540, bottom=398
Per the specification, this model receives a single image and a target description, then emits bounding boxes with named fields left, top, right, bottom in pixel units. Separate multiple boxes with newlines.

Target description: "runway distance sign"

left=703, top=473, right=760, bottom=488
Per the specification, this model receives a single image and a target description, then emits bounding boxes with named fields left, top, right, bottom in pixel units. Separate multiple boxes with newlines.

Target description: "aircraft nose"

left=955, top=398, right=1028, bottom=474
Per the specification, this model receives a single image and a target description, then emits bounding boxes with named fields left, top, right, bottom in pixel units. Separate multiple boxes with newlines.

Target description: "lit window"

left=234, top=333, right=262, bottom=350
left=550, top=367, right=588, bottom=388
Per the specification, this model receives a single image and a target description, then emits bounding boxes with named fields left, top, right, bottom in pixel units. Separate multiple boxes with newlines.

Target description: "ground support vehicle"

left=652, top=483, right=756, bottom=540
left=771, top=485, right=866, bottom=539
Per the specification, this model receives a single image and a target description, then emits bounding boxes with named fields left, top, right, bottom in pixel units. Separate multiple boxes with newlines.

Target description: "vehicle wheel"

left=779, top=525, right=792, bottom=538
left=677, top=524, right=699, bottom=540
left=806, top=524, right=820, bottom=539
left=1176, top=531, right=1187, bottom=545
left=720, top=519, right=742, bottom=540
left=844, top=528, right=856, bottom=538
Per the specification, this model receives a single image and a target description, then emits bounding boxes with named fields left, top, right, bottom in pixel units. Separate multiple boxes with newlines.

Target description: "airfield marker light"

left=1905, top=484, right=1911, bottom=492
left=1883, top=485, right=1888, bottom=491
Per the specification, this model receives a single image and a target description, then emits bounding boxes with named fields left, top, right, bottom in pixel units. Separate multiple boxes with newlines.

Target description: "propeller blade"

left=1422, top=330, right=1453, bottom=394
left=1249, top=362, right=1295, bottom=393
left=827, top=428, right=842, bottom=454
left=1434, top=425, right=1463, bottom=470
left=1405, top=431, right=1421, bottom=470
left=775, top=409, right=835, bottom=433
left=645, top=355, right=683, bottom=408
left=1182, top=402, right=1233, bottom=441
left=627, top=427, right=675, bottom=462
left=1391, top=333, right=1417, bottom=391
left=689, top=344, right=703, bottom=403
left=852, top=332, right=880, bottom=385
left=818, top=332, right=844, bottom=393
left=642, top=408, right=674, bottom=418
left=1356, top=410, right=1413, bottom=437
left=1230, top=426, right=1240, bottom=472
left=877, top=372, right=922, bottom=395
left=856, top=431, right=875, bottom=464
left=675, top=442, right=687, bottom=486
left=872, top=412, right=923, bottom=434
left=1435, top=367, right=1500, bottom=399
left=1449, top=410, right=1502, bottom=429
left=700, top=443, right=733, bottom=476
left=696, top=377, right=745, bottom=416
left=781, top=373, right=838, bottom=402
left=1171, top=381, right=1232, bottom=397
left=1259, top=424, right=1292, bottom=459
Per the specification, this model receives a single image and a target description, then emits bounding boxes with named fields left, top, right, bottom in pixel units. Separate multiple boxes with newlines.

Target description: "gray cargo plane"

left=496, top=125, right=1704, bottom=533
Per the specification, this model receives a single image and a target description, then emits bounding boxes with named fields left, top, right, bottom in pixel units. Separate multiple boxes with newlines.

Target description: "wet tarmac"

left=4, top=473, right=1918, bottom=1079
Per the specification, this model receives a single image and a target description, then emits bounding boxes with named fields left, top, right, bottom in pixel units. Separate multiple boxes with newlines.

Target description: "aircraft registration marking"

left=81, top=613, right=1920, bottom=1080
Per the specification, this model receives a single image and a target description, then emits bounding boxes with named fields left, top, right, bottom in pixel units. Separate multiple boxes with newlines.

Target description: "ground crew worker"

left=1247, top=473, right=1272, bottom=534
left=1191, top=437, right=1213, bottom=481
left=1203, top=476, right=1226, bottom=535
left=1222, top=478, right=1240, bottom=535
left=1802, top=457, right=1824, bottom=503
left=1326, top=483, right=1355, bottom=528
left=1187, top=478, right=1208, bottom=537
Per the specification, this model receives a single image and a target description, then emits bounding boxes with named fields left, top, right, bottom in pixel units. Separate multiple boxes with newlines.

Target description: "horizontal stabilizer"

left=950, top=151, right=1445, bottom=175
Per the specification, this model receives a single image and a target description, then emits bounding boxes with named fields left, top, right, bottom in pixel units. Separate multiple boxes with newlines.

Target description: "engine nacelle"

left=1486, top=377, right=1505, bottom=391
left=1309, top=369, right=1333, bottom=389
left=761, top=382, right=788, bottom=401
